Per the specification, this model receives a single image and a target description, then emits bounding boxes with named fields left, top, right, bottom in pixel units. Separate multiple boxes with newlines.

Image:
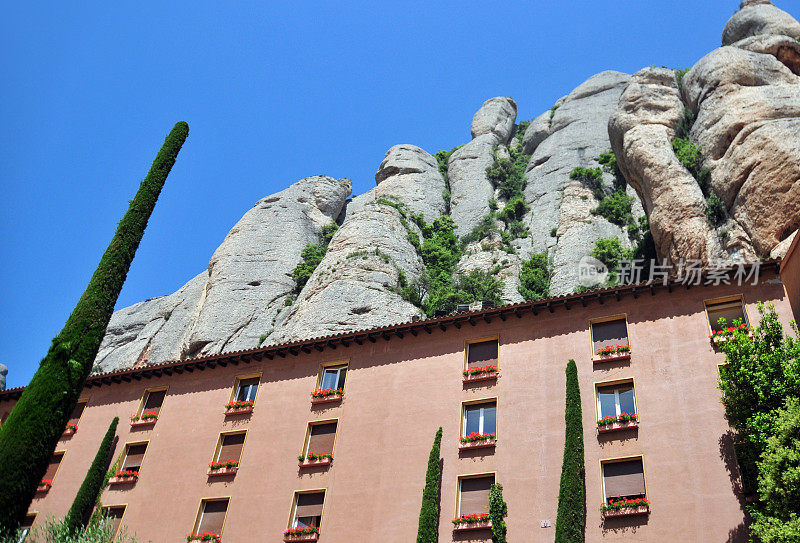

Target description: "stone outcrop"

left=521, top=111, right=551, bottom=155
left=270, top=203, right=424, bottom=343
left=470, top=97, right=517, bottom=141
left=0, top=363, right=7, bottom=391
left=722, top=0, right=800, bottom=45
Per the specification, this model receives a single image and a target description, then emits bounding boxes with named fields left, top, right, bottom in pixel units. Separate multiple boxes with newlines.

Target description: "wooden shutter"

left=218, top=433, right=245, bottom=462
left=467, top=340, right=498, bottom=368
left=707, top=301, right=746, bottom=332
left=197, top=500, right=228, bottom=534
left=459, top=475, right=494, bottom=515
left=123, top=444, right=147, bottom=470
left=68, top=402, right=86, bottom=426
left=44, top=453, right=63, bottom=480
left=143, top=389, right=166, bottom=414
left=105, top=507, right=125, bottom=537
left=603, top=459, right=646, bottom=498
left=307, top=422, right=337, bottom=454
left=592, top=319, right=628, bottom=351
left=295, top=492, right=325, bottom=518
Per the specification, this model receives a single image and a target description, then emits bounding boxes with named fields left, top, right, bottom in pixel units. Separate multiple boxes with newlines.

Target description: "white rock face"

left=271, top=203, right=424, bottom=342
left=521, top=110, right=551, bottom=155
left=722, top=0, right=800, bottom=45
left=470, top=97, right=517, bottom=141
left=523, top=71, right=636, bottom=294
left=0, top=363, right=7, bottom=390
left=347, top=145, right=446, bottom=223
left=448, top=134, right=502, bottom=237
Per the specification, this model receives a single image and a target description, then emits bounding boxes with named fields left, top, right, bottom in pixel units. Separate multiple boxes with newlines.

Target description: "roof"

left=0, top=259, right=780, bottom=401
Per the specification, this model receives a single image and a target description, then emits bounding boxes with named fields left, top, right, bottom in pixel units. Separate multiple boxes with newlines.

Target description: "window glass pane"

left=336, top=368, right=347, bottom=389
left=482, top=406, right=496, bottom=434
left=296, top=516, right=321, bottom=528
left=321, top=369, right=339, bottom=390
left=618, top=386, right=636, bottom=414
left=597, top=389, right=617, bottom=418
left=465, top=407, right=481, bottom=435
left=237, top=379, right=258, bottom=402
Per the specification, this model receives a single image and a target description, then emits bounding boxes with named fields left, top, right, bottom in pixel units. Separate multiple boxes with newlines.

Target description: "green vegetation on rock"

left=518, top=253, right=551, bottom=301
left=290, top=222, right=339, bottom=294
left=554, top=359, right=585, bottom=542
left=0, top=121, right=189, bottom=534
left=415, top=427, right=443, bottom=543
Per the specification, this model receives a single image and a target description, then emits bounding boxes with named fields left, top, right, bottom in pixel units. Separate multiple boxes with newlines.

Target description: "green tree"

left=64, top=417, right=119, bottom=533
left=416, top=427, right=443, bottom=543
left=488, top=483, right=508, bottom=543
left=0, top=122, right=189, bottom=534
left=518, top=253, right=550, bottom=301
left=554, top=359, right=585, bottom=543
left=454, top=269, right=505, bottom=307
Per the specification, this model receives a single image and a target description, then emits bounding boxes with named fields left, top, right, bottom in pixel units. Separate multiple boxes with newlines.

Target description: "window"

left=19, top=513, right=36, bottom=541
left=602, top=458, right=646, bottom=502
left=303, top=421, right=337, bottom=456
left=122, top=443, right=147, bottom=472
left=102, top=506, right=125, bottom=539
left=463, top=401, right=497, bottom=436
left=68, top=400, right=87, bottom=428
left=591, top=317, right=629, bottom=353
left=233, top=376, right=259, bottom=403
left=138, top=388, right=166, bottom=416
left=43, top=452, right=64, bottom=483
left=458, top=475, right=494, bottom=515
left=194, top=499, right=229, bottom=537
left=291, top=491, right=325, bottom=528
left=466, top=339, right=498, bottom=369
left=706, top=298, right=747, bottom=333
left=214, top=432, right=246, bottom=464
left=596, top=382, right=637, bottom=419
left=319, top=364, right=347, bottom=390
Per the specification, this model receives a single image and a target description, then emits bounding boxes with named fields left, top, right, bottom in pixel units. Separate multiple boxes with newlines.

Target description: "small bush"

left=591, top=237, right=632, bottom=285
left=518, top=253, right=550, bottom=301
left=591, top=190, right=634, bottom=226
left=290, top=222, right=339, bottom=294
left=569, top=167, right=604, bottom=200
left=453, top=269, right=505, bottom=307
left=706, top=194, right=726, bottom=226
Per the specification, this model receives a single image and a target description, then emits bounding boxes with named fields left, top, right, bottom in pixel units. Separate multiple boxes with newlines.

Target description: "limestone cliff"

left=94, top=0, right=800, bottom=372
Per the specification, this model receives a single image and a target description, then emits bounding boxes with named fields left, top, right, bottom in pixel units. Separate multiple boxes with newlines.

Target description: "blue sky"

left=0, top=1, right=769, bottom=388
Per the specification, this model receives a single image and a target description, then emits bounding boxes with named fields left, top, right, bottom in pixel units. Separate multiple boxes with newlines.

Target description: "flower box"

left=602, top=505, right=650, bottom=518
left=593, top=344, right=631, bottom=363
left=108, top=471, right=139, bottom=485
left=63, top=424, right=77, bottom=436
left=224, top=400, right=254, bottom=415
left=186, top=532, right=221, bottom=542
left=310, top=389, right=343, bottom=405
left=452, top=514, right=492, bottom=531
left=597, top=420, right=639, bottom=433
left=711, top=325, right=752, bottom=346
left=283, top=527, right=319, bottom=542
left=458, top=433, right=496, bottom=451
left=462, top=366, right=499, bottom=384
left=298, top=456, right=332, bottom=468
left=37, top=479, right=52, bottom=493
left=130, top=411, right=158, bottom=427
left=207, top=463, right=238, bottom=476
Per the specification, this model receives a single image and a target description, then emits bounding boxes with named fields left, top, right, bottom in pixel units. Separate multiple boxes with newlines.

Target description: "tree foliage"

left=65, top=417, right=119, bottom=533
left=518, top=253, right=551, bottom=301
left=554, top=359, right=585, bottom=543
left=717, top=303, right=800, bottom=540
left=416, top=427, right=443, bottom=543
left=0, top=122, right=189, bottom=534
left=489, top=483, right=508, bottom=543
left=290, top=222, right=339, bottom=294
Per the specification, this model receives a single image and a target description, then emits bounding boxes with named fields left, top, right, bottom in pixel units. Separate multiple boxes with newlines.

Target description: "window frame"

left=69, top=397, right=89, bottom=426
left=193, top=497, right=230, bottom=537
left=135, top=386, right=168, bottom=417
left=589, top=314, right=630, bottom=357
left=211, top=430, right=248, bottom=464
left=455, top=472, right=497, bottom=517
left=600, top=455, right=648, bottom=502
left=315, top=360, right=349, bottom=392
left=120, top=441, right=149, bottom=473
left=46, top=451, right=66, bottom=483
left=287, top=489, right=327, bottom=530
left=460, top=398, right=498, bottom=438
left=101, top=504, right=127, bottom=539
left=228, top=373, right=262, bottom=404
left=301, top=418, right=339, bottom=457
left=704, top=295, right=749, bottom=334
left=594, top=378, right=638, bottom=420
left=463, top=335, right=500, bottom=372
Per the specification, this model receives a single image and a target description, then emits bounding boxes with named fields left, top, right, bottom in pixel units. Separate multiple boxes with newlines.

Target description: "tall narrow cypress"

left=0, top=122, right=189, bottom=534
left=554, top=359, right=586, bottom=543
left=64, top=417, right=119, bottom=532
left=416, top=427, right=443, bottom=543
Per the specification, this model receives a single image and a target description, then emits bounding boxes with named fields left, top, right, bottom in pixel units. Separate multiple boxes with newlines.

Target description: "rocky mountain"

left=94, top=0, right=800, bottom=373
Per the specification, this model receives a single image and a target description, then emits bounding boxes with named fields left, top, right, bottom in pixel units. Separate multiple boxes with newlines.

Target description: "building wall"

left=2, top=273, right=793, bottom=543
left=781, top=234, right=800, bottom=322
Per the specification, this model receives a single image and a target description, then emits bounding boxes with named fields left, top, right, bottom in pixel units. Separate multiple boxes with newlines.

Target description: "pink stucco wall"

left=2, top=270, right=794, bottom=542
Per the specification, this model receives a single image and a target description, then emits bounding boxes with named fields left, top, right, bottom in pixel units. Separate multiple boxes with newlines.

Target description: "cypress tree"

left=554, top=359, right=585, bottom=543
left=416, top=427, right=443, bottom=543
left=488, top=483, right=508, bottom=543
left=64, top=417, right=119, bottom=532
left=0, top=122, right=189, bottom=534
